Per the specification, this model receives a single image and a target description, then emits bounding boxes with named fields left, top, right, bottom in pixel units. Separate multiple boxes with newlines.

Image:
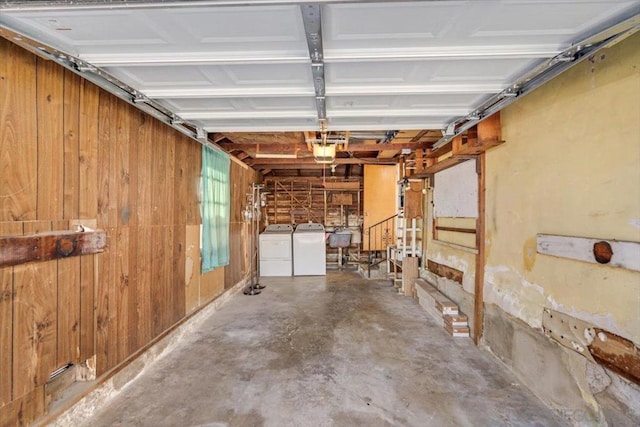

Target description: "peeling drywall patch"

left=484, top=264, right=633, bottom=342
left=484, top=265, right=546, bottom=329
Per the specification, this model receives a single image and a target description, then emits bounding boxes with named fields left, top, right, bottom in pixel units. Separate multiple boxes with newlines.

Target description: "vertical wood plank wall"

left=0, top=38, right=257, bottom=426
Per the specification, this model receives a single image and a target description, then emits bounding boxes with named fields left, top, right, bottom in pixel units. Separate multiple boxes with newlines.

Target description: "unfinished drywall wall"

left=0, top=37, right=257, bottom=426
left=483, top=32, right=640, bottom=423
left=485, top=32, right=640, bottom=343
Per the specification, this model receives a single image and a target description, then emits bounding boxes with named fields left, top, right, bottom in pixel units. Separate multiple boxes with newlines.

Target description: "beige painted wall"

left=484, top=33, right=640, bottom=343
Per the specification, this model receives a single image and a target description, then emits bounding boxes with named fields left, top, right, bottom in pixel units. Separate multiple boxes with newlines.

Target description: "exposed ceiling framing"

left=1, top=0, right=638, bottom=177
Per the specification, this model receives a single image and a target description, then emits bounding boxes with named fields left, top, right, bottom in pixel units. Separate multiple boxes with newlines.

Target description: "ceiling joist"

left=218, top=142, right=430, bottom=153
left=247, top=157, right=395, bottom=166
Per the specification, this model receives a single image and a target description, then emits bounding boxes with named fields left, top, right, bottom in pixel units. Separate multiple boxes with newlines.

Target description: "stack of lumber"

left=415, top=278, right=469, bottom=338
left=444, top=314, right=470, bottom=337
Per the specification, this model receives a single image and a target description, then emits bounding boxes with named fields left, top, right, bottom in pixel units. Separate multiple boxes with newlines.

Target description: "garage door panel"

left=326, top=58, right=534, bottom=88
left=324, top=1, right=637, bottom=54
left=6, top=5, right=309, bottom=59
left=160, top=97, right=317, bottom=114
left=327, top=94, right=487, bottom=111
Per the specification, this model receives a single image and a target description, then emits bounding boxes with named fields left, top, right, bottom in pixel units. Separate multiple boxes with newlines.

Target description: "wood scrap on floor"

left=444, top=314, right=470, bottom=337
left=402, top=256, right=420, bottom=297
left=415, top=278, right=469, bottom=338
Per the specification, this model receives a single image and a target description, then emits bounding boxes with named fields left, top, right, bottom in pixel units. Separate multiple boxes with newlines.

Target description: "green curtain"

left=201, top=145, right=231, bottom=272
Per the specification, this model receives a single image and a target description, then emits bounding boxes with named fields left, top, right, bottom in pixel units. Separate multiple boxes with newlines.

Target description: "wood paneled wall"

left=0, top=37, right=256, bottom=426
left=225, top=163, right=256, bottom=290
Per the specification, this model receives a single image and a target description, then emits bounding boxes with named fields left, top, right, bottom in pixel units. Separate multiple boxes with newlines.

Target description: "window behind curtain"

left=201, top=145, right=231, bottom=272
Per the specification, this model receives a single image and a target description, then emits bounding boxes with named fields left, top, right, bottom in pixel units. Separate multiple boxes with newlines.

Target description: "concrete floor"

left=79, top=272, right=566, bottom=427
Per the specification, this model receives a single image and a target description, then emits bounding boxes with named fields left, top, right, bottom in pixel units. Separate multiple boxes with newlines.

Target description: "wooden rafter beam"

left=251, top=163, right=383, bottom=170
left=212, top=133, right=227, bottom=144
left=218, top=142, right=431, bottom=153
left=246, top=157, right=396, bottom=166
left=264, top=177, right=361, bottom=185
left=410, top=129, right=430, bottom=143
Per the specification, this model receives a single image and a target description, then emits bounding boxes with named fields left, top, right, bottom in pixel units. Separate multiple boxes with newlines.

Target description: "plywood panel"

left=79, top=80, right=100, bottom=220
left=201, top=267, right=225, bottom=304
left=0, top=265, right=12, bottom=405
left=57, top=256, right=81, bottom=366
left=363, top=165, right=397, bottom=251
left=134, top=226, right=152, bottom=352
left=173, top=138, right=189, bottom=321
left=225, top=222, right=245, bottom=290
left=79, top=254, right=95, bottom=361
left=136, top=116, right=153, bottom=227
left=186, top=140, right=202, bottom=226
left=36, top=57, right=64, bottom=221
left=0, top=222, right=21, bottom=406
left=63, top=70, right=81, bottom=220
left=96, top=94, right=112, bottom=229
left=126, top=111, right=141, bottom=227
left=124, top=228, right=138, bottom=357
left=162, top=227, right=178, bottom=330
left=95, top=228, right=118, bottom=375
left=229, top=162, right=244, bottom=223
left=172, top=222, right=186, bottom=323
left=151, top=128, right=165, bottom=226
left=0, top=385, right=45, bottom=427
left=114, top=227, right=130, bottom=364
left=173, top=137, right=188, bottom=226
left=97, top=94, right=120, bottom=229
left=150, top=226, right=165, bottom=337
left=125, top=111, right=141, bottom=358
left=0, top=267, right=13, bottom=406
left=0, top=38, right=37, bottom=222
left=184, top=225, right=201, bottom=313
left=116, top=98, right=131, bottom=228
left=13, top=260, right=57, bottom=397
left=164, top=128, right=176, bottom=228
left=94, top=251, right=107, bottom=375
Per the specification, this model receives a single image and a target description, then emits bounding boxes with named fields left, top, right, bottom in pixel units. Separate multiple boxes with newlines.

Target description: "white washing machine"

left=293, top=223, right=326, bottom=276
left=259, top=224, right=293, bottom=276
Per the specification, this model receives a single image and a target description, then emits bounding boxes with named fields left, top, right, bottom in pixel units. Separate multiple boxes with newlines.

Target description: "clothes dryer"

left=259, top=224, right=293, bottom=276
left=293, top=223, right=326, bottom=276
